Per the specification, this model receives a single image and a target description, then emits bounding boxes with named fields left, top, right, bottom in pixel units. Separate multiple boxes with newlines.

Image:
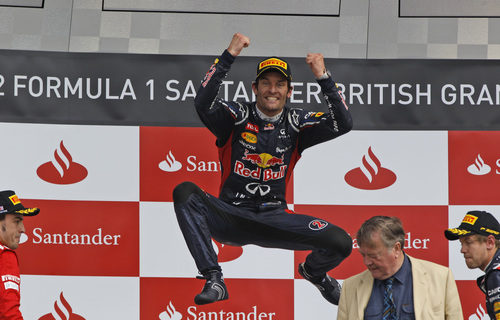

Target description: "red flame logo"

left=37, top=141, right=88, bottom=184
left=213, top=240, right=243, bottom=262
left=38, top=292, right=85, bottom=320
left=344, top=146, right=396, bottom=190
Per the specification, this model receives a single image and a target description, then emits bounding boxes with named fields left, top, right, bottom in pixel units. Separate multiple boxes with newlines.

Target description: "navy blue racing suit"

left=173, top=50, right=353, bottom=277
left=477, top=248, right=500, bottom=319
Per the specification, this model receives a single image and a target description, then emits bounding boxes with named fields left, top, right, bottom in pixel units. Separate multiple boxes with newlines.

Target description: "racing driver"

left=173, top=33, right=353, bottom=305
left=0, top=190, right=40, bottom=319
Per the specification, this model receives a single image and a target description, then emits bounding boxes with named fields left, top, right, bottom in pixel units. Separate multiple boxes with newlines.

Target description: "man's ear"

left=486, top=235, right=497, bottom=250
left=287, top=86, right=293, bottom=98
left=394, top=241, right=403, bottom=255
left=252, top=81, right=258, bottom=95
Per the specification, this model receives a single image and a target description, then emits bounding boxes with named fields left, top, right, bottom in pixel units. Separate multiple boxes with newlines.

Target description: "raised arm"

left=194, top=33, right=251, bottom=145
left=295, top=53, right=352, bottom=153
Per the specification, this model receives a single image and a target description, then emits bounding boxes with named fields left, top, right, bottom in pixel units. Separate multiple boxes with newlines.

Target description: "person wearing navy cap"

left=0, top=190, right=40, bottom=320
left=173, top=32, right=353, bottom=305
left=445, top=210, right=500, bottom=320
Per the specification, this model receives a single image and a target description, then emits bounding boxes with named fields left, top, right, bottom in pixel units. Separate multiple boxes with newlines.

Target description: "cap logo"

left=462, top=214, right=478, bottom=225
left=8, top=195, right=20, bottom=205
left=480, top=227, right=500, bottom=235
left=259, top=58, right=287, bottom=71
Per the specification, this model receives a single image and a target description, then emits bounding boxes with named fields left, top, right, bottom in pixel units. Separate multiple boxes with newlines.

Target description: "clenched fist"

left=306, top=53, right=327, bottom=79
left=227, top=33, right=250, bottom=57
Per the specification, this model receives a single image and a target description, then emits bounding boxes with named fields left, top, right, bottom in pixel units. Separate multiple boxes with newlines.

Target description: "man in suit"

left=337, top=216, right=463, bottom=320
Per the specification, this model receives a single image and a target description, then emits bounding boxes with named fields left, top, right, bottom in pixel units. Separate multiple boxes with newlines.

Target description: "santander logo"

left=38, top=292, right=85, bottom=320
left=468, top=303, right=488, bottom=320
left=158, top=301, right=276, bottom=320
left=37, top=141, right=88, bottom=184
left=467, top=154, right=492, bottom=176
left=344, top=146, right=397, bottom=190
left=213, top=240, right=243, bottom=262
left=19, top=233, right=28, bottom=244
left=159, top=151, right=183, bottom=172
left=158, top=149, right=220, bottom=173
left=159, top=301, right=182, bottom=320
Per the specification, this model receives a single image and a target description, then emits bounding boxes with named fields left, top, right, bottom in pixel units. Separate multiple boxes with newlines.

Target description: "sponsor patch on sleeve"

left=4, top=281, right=19, bottom=291
left=201, top=58, right=219, bottom=88
left=2, top=275, right=20, bottom=292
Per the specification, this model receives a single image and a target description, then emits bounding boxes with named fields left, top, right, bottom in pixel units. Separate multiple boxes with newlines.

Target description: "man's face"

left=459, top=235, right=490, bottom=270
left=359, top=232, right=402, bottom=280
left=0, top=214, right=25, bottom=250
left=252, top=71, right=292, bottom=117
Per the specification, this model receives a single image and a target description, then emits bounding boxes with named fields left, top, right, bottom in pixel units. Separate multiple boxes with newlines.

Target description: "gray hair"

left=357, top=216, right=405, bottom=249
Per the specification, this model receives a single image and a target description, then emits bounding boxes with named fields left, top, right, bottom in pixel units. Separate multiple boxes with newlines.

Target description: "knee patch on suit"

left=320, top=227, right=353, bottom=258
left=173, top=181, right=204, bottom=204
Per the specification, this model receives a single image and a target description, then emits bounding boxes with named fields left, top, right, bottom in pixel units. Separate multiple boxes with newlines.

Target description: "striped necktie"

left=383, top=277, right=397, bottom=320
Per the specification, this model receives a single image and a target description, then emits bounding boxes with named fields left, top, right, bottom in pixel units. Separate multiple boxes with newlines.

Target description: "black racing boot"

left=298, top=263, right=341, bottom=305
left=194, top=270, right=228, bottom=305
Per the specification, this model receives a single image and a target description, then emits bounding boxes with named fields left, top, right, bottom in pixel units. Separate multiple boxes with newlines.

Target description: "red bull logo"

left=262, top=165, right=287, bottom=182
left=242, top=150, right=284, bottom=168
left=234, top=161, right=287, bottom=182
left=234, top=161, right=261, bottom=180
left=263, top=123, right=275, bottom=130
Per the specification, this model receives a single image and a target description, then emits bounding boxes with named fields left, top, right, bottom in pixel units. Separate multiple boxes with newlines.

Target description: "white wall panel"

left=20, top=275, right=139, bottom=319
left=140, top=201, right=294, bottom=279
left=294, top=131, right=448, bottom=205
left=0, top=122, right=139, bottom=201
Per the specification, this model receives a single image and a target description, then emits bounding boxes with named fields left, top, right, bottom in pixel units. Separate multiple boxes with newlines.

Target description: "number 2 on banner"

left=0, top=75, right=4, bottom=96
left=146, top=79, right=154, bottom=100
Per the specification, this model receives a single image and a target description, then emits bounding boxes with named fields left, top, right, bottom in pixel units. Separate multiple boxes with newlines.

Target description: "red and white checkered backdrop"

left=0, top=50, right=499, bottom=319
left=0, top=124, right=495, bottom=319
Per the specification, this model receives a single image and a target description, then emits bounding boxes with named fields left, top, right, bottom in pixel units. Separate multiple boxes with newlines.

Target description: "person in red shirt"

left=0, top=190, right=40, bottom=319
